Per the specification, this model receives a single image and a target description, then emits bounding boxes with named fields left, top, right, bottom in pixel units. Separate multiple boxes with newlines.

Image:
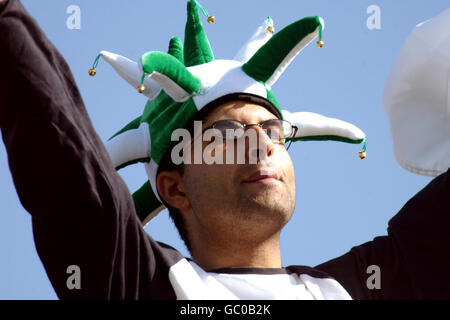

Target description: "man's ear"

left=156, top=170, right=191, bottom=211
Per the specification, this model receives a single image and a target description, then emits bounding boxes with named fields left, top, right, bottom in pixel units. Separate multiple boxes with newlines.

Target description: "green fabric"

left=168, top=36, right=184, bottom=64
left=265, top=89, right=283, bottom=120
left=92, top=53, right=102, bottom=69
left=141, top=92, right=177, bottom=162
left=318, top=22, right=323, bottom=41
left=132, top=181, right=163, bottom=222
left=242, top=16, right=321, bottom=83
left=288, top=135, right=364, bottom=144
left=141, top=51, right=201, bottom=95
left=361, top=137, right=367, bottom=152
left=108, top=115, right=141, bottom=141
left=151, top=98, right=197, bottom=164
left=129, top=89, right=199, bottom=222
left=115, top=157, right=150, bottom=171
left=140, top=93, right=198, bottom=165
left=192, top=0, right=209, bottom=18
left=184, top=0, right=214, bottom=67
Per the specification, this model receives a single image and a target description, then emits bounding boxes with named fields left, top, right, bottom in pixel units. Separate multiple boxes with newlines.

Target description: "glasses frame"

left=201, top=119, right=299, bottom=150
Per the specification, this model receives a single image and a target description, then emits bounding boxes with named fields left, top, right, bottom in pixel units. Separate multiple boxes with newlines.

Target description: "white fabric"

left=282, top=110, right=365, bottom=141
left=382, top=8, right=450, bottom=176
left=266, top=17, right=324, bottom=88
left=189, top=59, right=268, bottom=110
left=168, top=259, right=352, bottom=300
left=105, top=122, right=151, bottom=169
left=149, top=71, right=192, bottom=102
left=100, top=50, right=161, bottom=100
left=144, top=159, right=161, bottom=202
left=233, top=18, right=274, bottom=63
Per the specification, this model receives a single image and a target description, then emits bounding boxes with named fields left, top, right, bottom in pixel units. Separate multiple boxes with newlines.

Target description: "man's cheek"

left=199, top=165, right=230, bottom=190
left=273, top=149, right=293, bottom=169
left=278, top=152, right=295, bottom=188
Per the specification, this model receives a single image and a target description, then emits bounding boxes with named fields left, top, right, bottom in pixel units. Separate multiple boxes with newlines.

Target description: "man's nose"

left=246, top=126, right=274, bottom=164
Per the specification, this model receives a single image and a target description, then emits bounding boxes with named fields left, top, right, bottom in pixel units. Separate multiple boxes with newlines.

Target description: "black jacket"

left=1, top=0, right=449, bottom=299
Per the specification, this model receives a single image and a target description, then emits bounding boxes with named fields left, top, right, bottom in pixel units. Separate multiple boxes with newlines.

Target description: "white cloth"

left=168, top=259, right=352, bottom=300
left=383, top=8, right=450, bottom=176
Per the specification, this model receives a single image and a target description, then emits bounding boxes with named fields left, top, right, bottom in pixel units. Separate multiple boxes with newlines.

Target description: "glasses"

left=202, top=119, right=298, bottom=150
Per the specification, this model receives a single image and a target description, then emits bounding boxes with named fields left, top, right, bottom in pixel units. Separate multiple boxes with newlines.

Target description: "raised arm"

left=316, top=168, right=450, bottom=299
left=315, top=6, right=450, bottom=300
left=0, top=0, right=173, bottom=299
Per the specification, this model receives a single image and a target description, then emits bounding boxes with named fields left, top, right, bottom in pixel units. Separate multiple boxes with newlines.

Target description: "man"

left=0, top=0, right=449, bottom=300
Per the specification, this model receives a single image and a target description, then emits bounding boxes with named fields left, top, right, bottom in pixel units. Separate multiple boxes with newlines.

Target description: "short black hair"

left=155, top=93, right=282, bottom=254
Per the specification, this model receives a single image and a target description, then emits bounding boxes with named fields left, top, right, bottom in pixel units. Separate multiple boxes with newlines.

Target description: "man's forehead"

left=203, top=100, right=279, bottom=126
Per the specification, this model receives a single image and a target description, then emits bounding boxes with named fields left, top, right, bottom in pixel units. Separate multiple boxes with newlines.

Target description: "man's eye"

left=264, top=128, right=283, bottom=140
left=214, top=122, right=242, bottom=131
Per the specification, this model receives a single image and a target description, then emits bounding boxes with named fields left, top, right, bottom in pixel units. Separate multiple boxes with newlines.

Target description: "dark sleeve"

left=0, top=0, right=177, bottom=299
left=315, top=168, right=450, bottom=299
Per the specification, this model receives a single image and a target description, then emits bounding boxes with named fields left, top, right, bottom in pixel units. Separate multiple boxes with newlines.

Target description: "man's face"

left=180, top=100, right=296, bottom=245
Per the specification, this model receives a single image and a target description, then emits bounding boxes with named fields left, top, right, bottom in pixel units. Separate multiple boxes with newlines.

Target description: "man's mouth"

left=242, top=167, right=281, bottom=184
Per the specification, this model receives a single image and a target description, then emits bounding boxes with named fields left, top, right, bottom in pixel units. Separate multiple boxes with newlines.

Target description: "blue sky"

left=0, top=0, right=448, bottom=299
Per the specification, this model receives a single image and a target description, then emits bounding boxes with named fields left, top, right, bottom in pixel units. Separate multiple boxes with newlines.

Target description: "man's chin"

left=235, top=191, right=294, bottom=223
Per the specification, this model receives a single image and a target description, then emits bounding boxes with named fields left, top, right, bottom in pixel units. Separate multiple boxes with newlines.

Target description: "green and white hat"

left=90, top=0, right=366, bottom=225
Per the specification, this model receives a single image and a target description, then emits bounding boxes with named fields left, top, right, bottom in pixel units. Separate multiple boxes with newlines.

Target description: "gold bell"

left=207, top=15, right=215, bottom=23
left=88, top=68, right=96, bottom=76
left=359, top=151, right=366, bottom=159
left=137, top=84, right=145, bottom=93
left=316, top=40, right=324, bottom=48
left=266, top=26, right=275, bottom=34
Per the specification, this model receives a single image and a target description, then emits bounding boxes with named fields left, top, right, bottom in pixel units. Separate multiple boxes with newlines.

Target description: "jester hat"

left=90, top=0, right=366, bottom=225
